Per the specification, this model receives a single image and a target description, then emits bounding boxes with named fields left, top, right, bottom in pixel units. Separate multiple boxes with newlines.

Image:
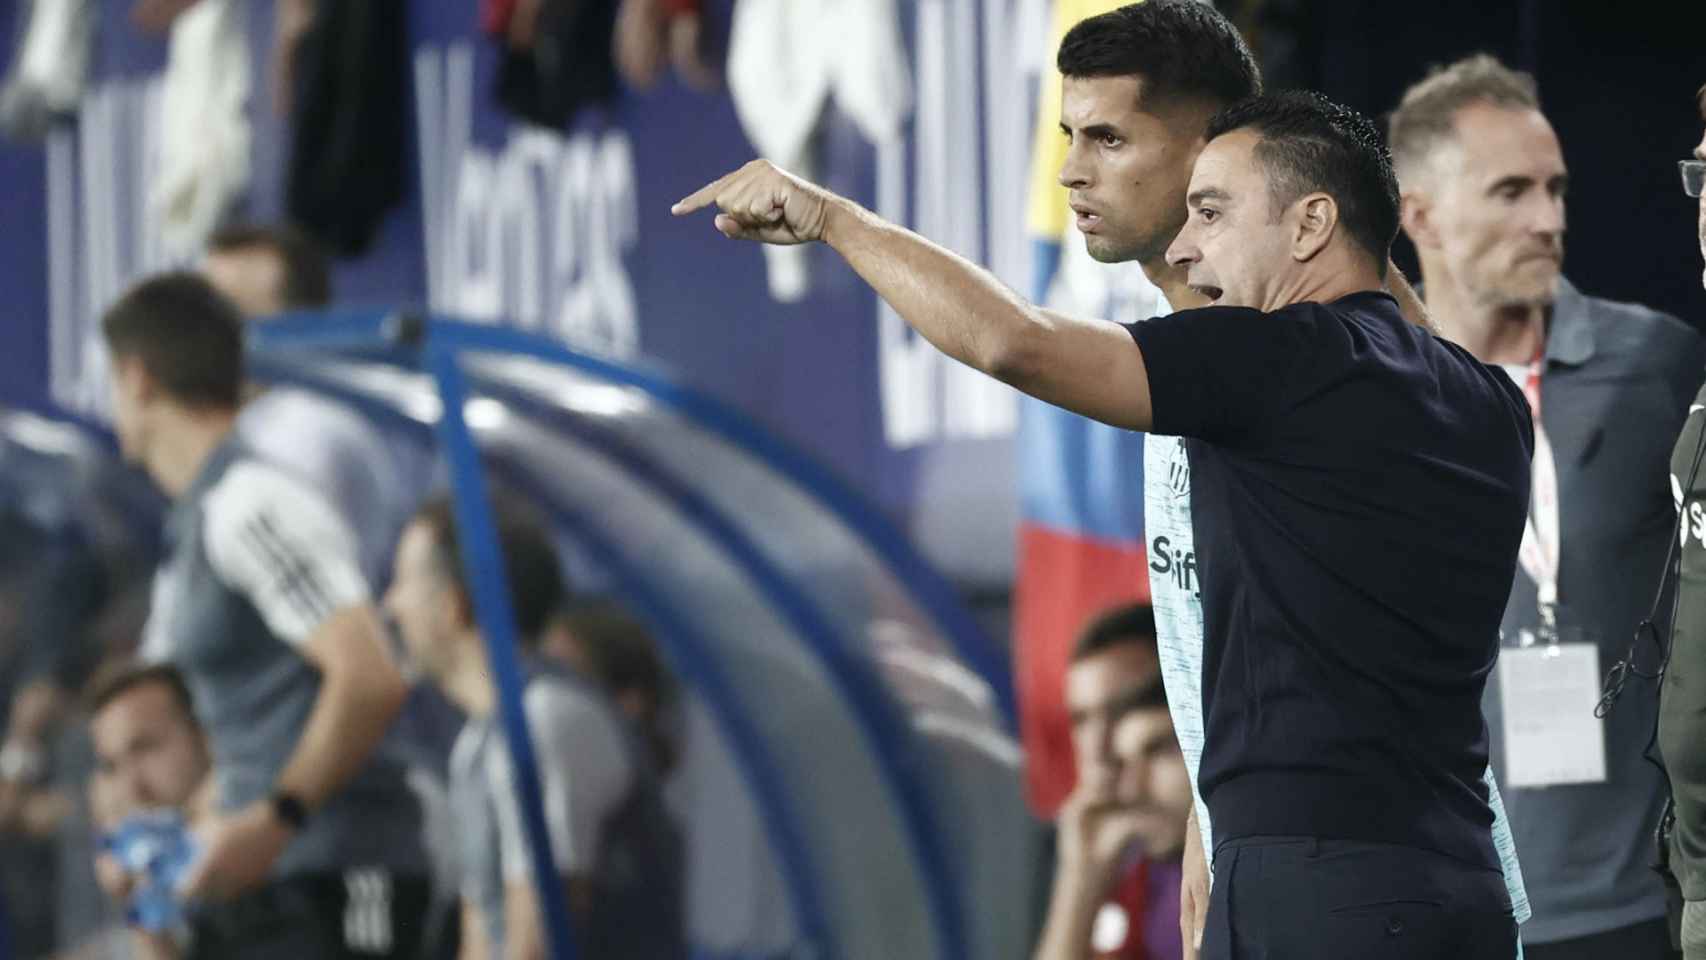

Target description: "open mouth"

left=1190, top=284, right=1223, bottom=303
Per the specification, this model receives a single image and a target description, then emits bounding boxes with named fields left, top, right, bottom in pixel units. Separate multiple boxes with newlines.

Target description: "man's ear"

left=1399, top=187, right=1443, bottom=252
left=1291, top=193, right=1337, bottom=263
left=115, top=356, right=156, bottom=406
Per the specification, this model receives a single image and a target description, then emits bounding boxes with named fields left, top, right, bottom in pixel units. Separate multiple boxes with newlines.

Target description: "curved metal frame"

left=244, top=363, right=837, bottom=957
left=257, top=311, right=1017, bottom=731
left=250, top=335, right=972, bottom=958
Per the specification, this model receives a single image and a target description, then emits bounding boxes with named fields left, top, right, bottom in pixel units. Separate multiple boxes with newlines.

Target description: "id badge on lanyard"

left=1500, top=353, right=1608, bottom=788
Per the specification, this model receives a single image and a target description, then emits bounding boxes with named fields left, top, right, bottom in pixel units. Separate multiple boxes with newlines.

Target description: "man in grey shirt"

left=385, top=497, right=684, bottom=960
left=205, top=223, right=416, bottom=585
left=1392, top=55, right=1706, bottom=957
left=103, top=272, right=430, bottom=959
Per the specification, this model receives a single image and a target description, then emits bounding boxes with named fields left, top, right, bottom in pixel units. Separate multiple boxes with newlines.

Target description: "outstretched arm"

left=674, top=161, right=1156, bottom=431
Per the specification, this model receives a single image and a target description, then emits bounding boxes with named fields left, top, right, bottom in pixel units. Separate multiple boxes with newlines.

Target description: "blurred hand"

left=615, top=0, right=668, bottom=90
left=672, top=160, right=836, bottom=246
left=1181, top=807, right=1208, bottom=959
left=130, top=0, right=202, bottom=33
left=507, top=0, right=545, bottom=50
left=667, top=11, right=720, bottom=91
left=269, top=0, right=316, bottom=117
left=1056, top=776, right=1145, bottom=888
left=95, top=850, right=137, bottom=907
left=177, top=802, right=292, bottom=902
left=9, top=680, right=68, bottom=744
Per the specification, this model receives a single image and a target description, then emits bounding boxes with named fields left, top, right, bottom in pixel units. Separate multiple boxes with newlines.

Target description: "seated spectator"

left=1035, top=604, right=1191, bottom=960
left=86, top=662, right=212, bottom=960
left=201, top=223, right=330, bottom=320
left=384, top=496, right=686, bottom=960
left=541, top=600, right=681, bottom=778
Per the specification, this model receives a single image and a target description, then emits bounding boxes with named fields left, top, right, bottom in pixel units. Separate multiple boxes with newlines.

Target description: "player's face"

left=1058, top=75, right=1204, bottom=266
left=90, top=683, right=208, bottom=826
left=203, top=247, right=287, bottom=318
left=1420, top=105, right=1566, bottom=308
left=1066, top=642, right=1162, bottom=797
left=1166, top=129, right=1295, bottom=310
left=1110, top=707, right=1192, bottom=861
left=384, top=521, right=461, bottom=680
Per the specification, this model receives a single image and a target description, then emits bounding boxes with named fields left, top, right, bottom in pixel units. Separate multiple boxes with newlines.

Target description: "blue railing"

left=246, top=311, right=1008, bottom=959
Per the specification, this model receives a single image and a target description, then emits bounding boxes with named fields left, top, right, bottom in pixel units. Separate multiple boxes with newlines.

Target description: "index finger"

left=672, top=168, right=743, bottom=216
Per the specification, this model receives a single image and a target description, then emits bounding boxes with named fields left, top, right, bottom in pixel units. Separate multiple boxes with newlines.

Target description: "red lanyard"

left=1515, top=344, right=1560, bottom=639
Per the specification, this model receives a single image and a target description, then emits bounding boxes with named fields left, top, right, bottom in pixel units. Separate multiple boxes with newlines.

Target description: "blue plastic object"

left=103, top=810, right=198, bottom=932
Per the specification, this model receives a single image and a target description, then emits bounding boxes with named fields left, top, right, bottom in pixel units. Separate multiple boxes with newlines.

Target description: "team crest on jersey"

left=1166, top=438, right=1190, bottom=499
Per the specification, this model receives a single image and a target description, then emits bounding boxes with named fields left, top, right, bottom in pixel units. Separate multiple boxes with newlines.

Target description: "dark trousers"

left=1527, top=918, right=1678, bottom=960
left=187, top=868, right=431, bottom=960
left=1203, top=836, right=1517, bottom=960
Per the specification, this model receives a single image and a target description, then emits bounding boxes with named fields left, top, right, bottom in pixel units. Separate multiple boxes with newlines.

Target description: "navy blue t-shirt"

left=1125, top=290, right=1532, bottom=869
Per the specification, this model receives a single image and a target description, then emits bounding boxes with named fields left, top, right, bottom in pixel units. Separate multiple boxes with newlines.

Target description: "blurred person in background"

left=101, top=272, right=430, bottom=959
left=541, top=599, right=682, bottom=780
left=202, top=223, right=463, bottom=942
left=83, top=662, right=212, bottom=960
left=1035, top=603, right=1189, bottom=960
left=385, top=497, right=685, bottom=960
left=1391, top=55, right=1705, bottom=960
left=203, top=222, right=413, bottom=586
left=1659, top=82, right=1706, bottom=960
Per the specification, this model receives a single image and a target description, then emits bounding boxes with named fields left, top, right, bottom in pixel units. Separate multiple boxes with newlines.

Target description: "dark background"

left=1232, top=0, right=1706, bottom=327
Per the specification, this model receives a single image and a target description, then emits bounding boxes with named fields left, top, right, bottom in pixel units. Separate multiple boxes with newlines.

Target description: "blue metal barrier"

left=243, top=355, right=837, bottom=957
left=422, top=338, right=582, bottom=960
left=239, top=311, right=1012, bottom=959
left=258, top=311, right=1016, bottom=732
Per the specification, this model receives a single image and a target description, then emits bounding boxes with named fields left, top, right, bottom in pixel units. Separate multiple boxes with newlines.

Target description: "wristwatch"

left=269, top=791, right=310, bottom=832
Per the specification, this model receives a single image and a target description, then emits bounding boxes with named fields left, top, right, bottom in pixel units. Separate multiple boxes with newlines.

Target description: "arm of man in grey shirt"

left=178, top=462, right=408, bottom=901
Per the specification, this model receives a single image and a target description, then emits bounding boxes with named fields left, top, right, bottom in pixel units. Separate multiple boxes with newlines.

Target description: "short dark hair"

left=1071, top=602, right=1158, bottom=663
left=89, top=662, right=198, bottom=728
left=554, top=599, right=673, bottom=703
left=413, top=494, right=567, bottom=646
left=101, top=272, right=245, bottom=409
left=554, top=599, right=679, bottom=772
left=1207, top=91, right=1401, bottom=274
left=1057, top=0, right=1261, bottom=110
left=207, top=223, right=333, bottom=309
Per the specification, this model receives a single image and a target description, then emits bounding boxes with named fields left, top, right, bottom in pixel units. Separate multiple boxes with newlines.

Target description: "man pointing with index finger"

left=677, top=89, right=1532, bottom=959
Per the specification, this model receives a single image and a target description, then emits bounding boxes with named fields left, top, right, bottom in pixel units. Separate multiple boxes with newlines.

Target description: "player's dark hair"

left=207, top=222, right=333, bottom=310
left=553, top=598, right=680, bottom=774
left=1057, top=0, right=1261, bottom=110
left=89, top=662, right=199, bottom=728
left=413, top=495, right=568, bottom=647
left=101, top=272, right=245, bottom=410
left=1071, top=602, right=1158, bottom=662
left=1207, top=91, right=1401, bottom=275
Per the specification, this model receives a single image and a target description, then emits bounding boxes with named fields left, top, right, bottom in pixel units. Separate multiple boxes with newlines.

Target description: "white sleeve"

left=492, top=684, right=633, bottom=880
left=201, top=460, right=372, bottom=646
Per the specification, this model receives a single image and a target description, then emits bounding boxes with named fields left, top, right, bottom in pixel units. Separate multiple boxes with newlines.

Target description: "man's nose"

left=1528, top=190, right=1565, bottom=238
left=1166, top=229, right=1199, bottom=269
left=1059, top=140, right=1092, bottom=191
